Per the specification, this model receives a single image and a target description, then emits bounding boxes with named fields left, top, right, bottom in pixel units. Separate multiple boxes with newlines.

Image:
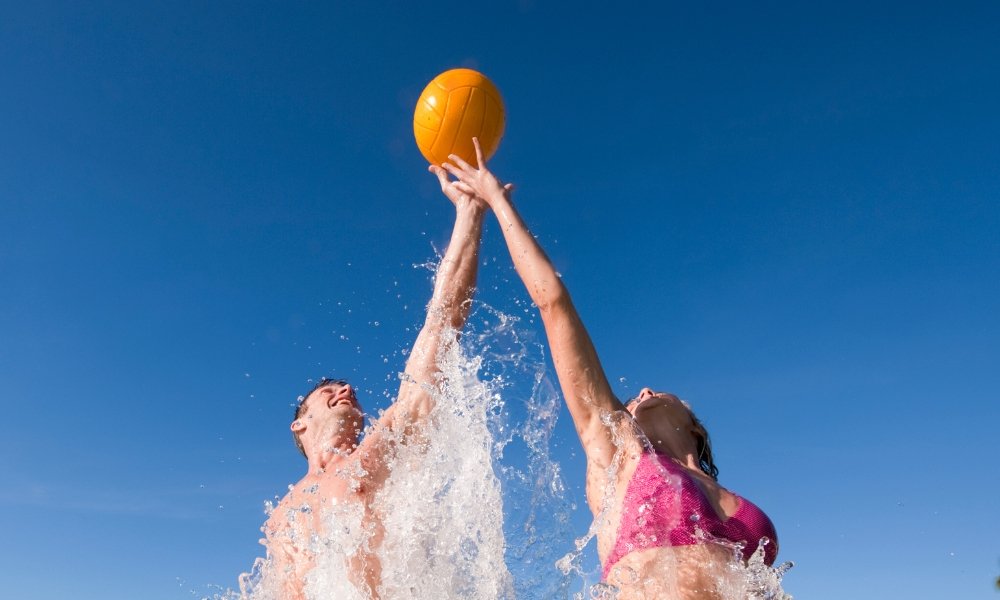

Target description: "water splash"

left=473, top=305, right=577, bottom=599
left=229, top=304, right=574, bottom=599
left=716, top=539, right=795, bottom=600
left=373, top=323, right=513, bottom=599
left=226, top=299, right=792, bottom=599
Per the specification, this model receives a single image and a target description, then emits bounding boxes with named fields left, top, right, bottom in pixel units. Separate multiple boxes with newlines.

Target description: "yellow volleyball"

left=413, top=68, right=505, bottom=167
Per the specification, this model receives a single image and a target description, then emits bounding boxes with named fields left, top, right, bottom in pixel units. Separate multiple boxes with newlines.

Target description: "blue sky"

left=2, top=1, right=998, bottom=598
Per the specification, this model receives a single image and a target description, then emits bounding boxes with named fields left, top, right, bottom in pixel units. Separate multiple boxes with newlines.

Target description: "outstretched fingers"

left=472, top=137, right=485, bottom=169
left=438, top=138, right=509, bottom=202
left=429, top=164, right=450, bottom=190
left=453, top=181, right=476, bottom=196
left=430, top=164, right=471, bottom=205
left=442, top=160, right=473, bottom=185
left=446, top=152, right=476, bottom=174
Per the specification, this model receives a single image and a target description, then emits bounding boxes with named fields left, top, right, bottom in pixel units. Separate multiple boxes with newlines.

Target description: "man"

left=258, top=166, right=486, bottom=599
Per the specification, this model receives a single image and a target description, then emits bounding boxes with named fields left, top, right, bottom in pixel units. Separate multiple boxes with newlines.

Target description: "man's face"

left=294, top=382, right=364, bottom=450
left=307, top=382, right=361, bottom=413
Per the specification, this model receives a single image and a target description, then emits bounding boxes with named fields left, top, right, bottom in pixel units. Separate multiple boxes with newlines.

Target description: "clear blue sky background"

left=2, top=1, right=998, bottom=598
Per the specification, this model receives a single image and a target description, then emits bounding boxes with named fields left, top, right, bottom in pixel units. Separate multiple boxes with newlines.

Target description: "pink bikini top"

left=603, top=450, right=778, bottom=580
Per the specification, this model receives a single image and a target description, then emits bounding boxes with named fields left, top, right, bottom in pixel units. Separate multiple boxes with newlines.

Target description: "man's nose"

left=638, top=388, right=655, bottom=400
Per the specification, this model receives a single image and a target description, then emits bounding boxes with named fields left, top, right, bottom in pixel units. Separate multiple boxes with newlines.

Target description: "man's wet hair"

left=292, top=377, right=349, bottom=458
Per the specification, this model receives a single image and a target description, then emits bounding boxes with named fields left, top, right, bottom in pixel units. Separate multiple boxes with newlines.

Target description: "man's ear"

left=290, top=419, right=306, bottom=434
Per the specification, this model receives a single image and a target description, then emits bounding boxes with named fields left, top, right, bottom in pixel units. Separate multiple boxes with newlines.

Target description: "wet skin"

left=265, top=382, right=385, bottom=598
left=259, top=182, right=488, bottom=599
left=444, top=139, right=771, bottom=599
left=604, top=389, right=745, bottom=599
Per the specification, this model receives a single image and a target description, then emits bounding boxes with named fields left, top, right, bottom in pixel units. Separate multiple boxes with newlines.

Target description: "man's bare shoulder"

left=262, top=486, right=294, bottom=536
left=263, top=475, right=319, bottom=533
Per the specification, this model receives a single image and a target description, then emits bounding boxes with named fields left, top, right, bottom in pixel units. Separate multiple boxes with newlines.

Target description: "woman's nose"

left=638, top=388, right=654, bottom=400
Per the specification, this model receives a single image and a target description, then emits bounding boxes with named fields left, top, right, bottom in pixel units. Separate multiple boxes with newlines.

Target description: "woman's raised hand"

left=442, top=137, right=514, bottom=207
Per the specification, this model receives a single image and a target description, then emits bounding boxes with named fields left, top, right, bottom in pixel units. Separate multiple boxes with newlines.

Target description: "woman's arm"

left=443, top=139, right=627, bottom=472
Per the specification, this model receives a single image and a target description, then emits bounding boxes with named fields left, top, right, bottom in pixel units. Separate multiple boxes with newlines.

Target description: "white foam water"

left=372, top=320, right=513, bottom=599
left=227, top=302, right=792, bottom=599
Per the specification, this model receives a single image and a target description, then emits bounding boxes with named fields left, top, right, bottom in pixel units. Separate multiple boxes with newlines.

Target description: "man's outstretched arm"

left=367, top=167, right=486, bottom=444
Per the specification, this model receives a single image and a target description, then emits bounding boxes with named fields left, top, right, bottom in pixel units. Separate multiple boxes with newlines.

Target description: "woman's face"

left=626, top=388, right=696, bottom=443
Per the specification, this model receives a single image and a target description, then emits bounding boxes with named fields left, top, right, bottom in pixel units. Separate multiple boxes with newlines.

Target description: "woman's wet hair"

left=690, top=412, right=719, bottom=481
left=626, top=392, right=720, bottom=481
left=292, top=378, right=350, bottom=458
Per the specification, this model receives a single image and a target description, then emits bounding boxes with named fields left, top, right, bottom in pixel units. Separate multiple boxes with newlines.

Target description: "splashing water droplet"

left=611, top=564, right=639, bottom=585
left=588, top=581, right=619, bottom=599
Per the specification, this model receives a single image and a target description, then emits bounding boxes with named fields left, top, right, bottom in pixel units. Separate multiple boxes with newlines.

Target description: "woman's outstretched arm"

left=443, top=139, right=628, bottom=475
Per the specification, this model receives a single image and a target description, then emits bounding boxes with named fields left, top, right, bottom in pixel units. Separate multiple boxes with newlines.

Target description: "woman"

left=442, top=140, right=778, bottom=599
